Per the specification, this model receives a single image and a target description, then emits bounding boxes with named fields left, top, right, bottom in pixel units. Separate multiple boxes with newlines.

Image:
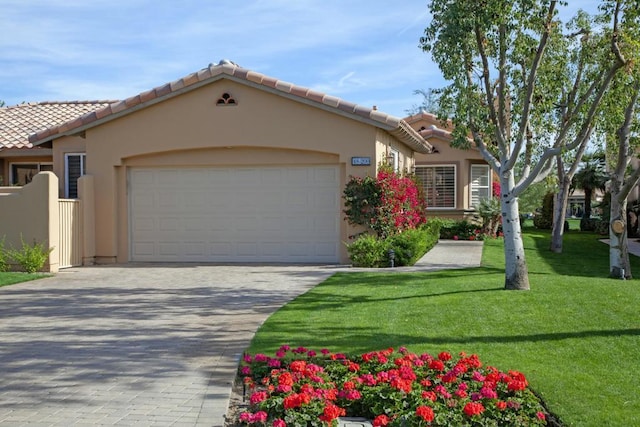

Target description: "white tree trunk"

left=609, top=191, right=631, bottom=279
left=550, top=177, right=571, bottom=253
left=501, top=173, right=530, bottom=290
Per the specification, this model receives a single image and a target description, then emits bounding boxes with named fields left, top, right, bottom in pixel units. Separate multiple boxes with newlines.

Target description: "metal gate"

left=58, top=199, right=82, bottom=268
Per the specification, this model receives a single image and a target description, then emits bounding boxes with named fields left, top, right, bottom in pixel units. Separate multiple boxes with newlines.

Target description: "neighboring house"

left=0, top=101, right=112, bottom=187
left=1, top=60, right=433, bottom=269
left=404, top=112, right=492, bottom=220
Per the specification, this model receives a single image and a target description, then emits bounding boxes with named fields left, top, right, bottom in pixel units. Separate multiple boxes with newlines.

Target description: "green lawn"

left=248, top=229, right=640, bottom=426
left=0, top=272, right=46, bottom=288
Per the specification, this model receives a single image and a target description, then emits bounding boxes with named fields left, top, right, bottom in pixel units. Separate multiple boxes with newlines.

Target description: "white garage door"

left=129, top=166, right=340, bottom=263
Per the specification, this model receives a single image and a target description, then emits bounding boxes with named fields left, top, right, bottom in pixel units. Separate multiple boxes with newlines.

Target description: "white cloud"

left=0, top=0, right=440, bottom=116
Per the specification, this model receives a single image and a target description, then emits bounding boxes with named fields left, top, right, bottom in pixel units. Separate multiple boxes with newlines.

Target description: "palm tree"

left=572, top=153, right=608, bottom=219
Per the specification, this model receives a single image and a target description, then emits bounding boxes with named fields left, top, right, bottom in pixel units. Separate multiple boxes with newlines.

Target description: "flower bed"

left=237, top=346, right=550, bottom=426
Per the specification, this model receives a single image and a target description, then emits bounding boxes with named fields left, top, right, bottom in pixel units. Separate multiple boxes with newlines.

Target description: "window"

left=65, top=153, right=86, bottom=198
left=470, top=164, right=491, bottom=207
left=10, top=163, right=53, bottom=185
left=415, top=165, right=456, bottom=209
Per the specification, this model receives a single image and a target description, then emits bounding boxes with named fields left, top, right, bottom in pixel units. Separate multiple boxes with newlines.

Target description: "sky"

left=0, top=0, right=601, bottom=118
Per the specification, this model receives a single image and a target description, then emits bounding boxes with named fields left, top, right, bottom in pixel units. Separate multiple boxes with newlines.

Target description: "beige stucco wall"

left=0, top=172, right=59, bottom=272
left=375, top=129, right=414, bottom=173
left=52, top=79, right=416, bottom=264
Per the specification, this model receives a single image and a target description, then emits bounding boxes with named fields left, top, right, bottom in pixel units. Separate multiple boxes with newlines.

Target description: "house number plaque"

left=351, top=157, right=371, bottom=166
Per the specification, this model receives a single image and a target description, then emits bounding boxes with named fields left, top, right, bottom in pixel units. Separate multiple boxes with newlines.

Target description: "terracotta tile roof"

left=0, top=101, right=115, bottom=149
left=29, top=60, right=432, bottom=154
left=403, top=112, right=479, bottom=147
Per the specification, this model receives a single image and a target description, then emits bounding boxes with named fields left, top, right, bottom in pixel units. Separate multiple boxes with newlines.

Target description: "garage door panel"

left=130, top=166, right=340, bottom=262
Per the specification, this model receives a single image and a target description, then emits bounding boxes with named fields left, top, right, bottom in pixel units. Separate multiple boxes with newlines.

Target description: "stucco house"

left=1, top=60, right=438, bottom=270
left=405, top=112, right=493, bottom=220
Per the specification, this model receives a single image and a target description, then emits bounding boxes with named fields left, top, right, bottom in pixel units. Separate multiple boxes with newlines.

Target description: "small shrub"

left=0, top=237, right=9, bottom=272
left=477, top=197, right=501, bottom=237
left=346, top=235, right=389, bottom=268
left=594, top=219, right=609, bottom=235
left=533, top=192, right=554, bottom=230
left=386, top=222, right=440, bottom=266
left=8, top=237, right=53, bottom=273
left=347, top=222, right=441, bottom=268
left=439, top=219, right=482, bottom=240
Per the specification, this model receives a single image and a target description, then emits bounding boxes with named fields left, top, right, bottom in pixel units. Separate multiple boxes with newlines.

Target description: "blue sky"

left=1, top=1, right=600, bottom=118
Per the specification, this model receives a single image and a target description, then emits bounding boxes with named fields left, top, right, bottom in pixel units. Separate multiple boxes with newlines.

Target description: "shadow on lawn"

left=255, top=321, right=640, bottom=354
left=524, top=228, right=621, bottom=277
left=281, top=268, right=506, bottom=312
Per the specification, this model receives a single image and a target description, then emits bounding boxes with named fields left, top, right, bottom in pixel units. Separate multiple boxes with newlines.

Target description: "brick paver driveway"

left=0, top=264, right=335, bottom=426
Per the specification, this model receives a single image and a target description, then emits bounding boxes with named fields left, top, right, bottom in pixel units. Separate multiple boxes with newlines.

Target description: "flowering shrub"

left=343, top=166, right=427, bottom=238
left=238, top=346, right=549, bottom=426
left=492, top=181, right=501, bottom=198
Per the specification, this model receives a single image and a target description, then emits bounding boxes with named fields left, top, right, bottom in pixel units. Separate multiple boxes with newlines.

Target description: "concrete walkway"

left=0, top=241, right=482, bottom=426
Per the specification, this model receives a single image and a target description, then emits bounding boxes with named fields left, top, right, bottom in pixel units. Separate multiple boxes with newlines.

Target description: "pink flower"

left=453, top=235, right=459, bottom=240
left=254, top=353, right=269, bottom=362
left=249, top=391, right=267, bottom=404
left=273, top=419, right=287, bottom=427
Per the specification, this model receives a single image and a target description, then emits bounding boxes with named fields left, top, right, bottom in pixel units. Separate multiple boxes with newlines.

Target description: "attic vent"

left=216, top=93, right=237, bottom=106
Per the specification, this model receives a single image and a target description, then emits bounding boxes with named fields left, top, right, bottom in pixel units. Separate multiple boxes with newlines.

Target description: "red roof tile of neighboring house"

left=29, top=60, right=432, bottom=154
left=0, top=101, right=115, bottom=150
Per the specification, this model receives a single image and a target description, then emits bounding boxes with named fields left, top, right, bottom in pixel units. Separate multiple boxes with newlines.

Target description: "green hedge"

left=346, top=222, right=440, bottom=268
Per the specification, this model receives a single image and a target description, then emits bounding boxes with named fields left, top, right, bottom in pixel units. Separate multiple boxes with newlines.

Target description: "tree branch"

left=474, top=24, right=508, bottom=154
left=506, top=0, right=557, bottom=171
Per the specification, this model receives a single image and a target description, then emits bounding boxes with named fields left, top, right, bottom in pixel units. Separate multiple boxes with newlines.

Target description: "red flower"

left=289, top=360, right=307, bottom=372
left=496, top=401, right=507, bottom=411
left=283, top=393, right=311, bottom=409
left=373, top=414, right=390, bottom=426
left=429, top=359, right=445, bottom=371
left=319, top=403, right=346, bottom=423
left=273, top=419, right=287, bottom=427
left=416, top=405, right=435, bottom=422
left=463, top=402, right=485, bottom=417
left=277, top=372, right=294, bottom=386
left=507, top=371, right=528, bottom=391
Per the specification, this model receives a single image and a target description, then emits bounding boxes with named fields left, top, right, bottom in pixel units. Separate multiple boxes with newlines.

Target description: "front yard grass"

left=247, top=229, right=640, bottom=426
left=0, top=272, right=46, bottom=288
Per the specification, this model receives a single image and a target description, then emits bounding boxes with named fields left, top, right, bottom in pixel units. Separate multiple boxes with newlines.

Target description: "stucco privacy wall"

left=52, top=79, right=414, bottom=264
left=0, top=172, right=59, bottom=272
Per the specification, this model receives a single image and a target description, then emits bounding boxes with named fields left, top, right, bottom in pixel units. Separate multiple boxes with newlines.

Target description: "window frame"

left=415, top=164, right=457, bottom=210
left=470, top=164, right=491, bottom=208
left=64, top=153, right=86, bottom=198
left=9, top=162, right=53, bottom=186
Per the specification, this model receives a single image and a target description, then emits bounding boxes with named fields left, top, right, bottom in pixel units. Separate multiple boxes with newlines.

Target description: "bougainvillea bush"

left=238, top=346, right=549, bottom=426
left=343, top=166, right=427, bottom=239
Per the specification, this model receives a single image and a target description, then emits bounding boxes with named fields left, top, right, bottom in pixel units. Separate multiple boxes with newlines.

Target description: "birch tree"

left=421, top=0, right=629, bottom=289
